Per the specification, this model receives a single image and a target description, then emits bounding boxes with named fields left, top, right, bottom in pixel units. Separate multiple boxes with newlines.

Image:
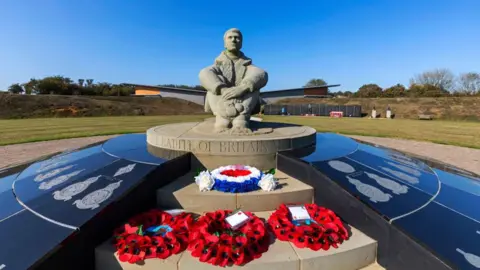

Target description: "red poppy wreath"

left=187, top=210, right=270, bottom=267
left=113, top=209, right=194, bottom=264
left=267, top=204, right=349, bottom=251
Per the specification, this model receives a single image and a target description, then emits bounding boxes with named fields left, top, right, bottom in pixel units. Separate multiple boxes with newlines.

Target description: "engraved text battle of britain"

left=158, top=137, right=276, bottom=153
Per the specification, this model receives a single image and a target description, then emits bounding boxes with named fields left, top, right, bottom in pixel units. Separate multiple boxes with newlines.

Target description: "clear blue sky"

left=1, top=0, right=479, bottom=92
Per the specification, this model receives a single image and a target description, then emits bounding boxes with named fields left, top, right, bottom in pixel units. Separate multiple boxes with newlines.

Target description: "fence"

left=263, top=104, right=362, bottom=117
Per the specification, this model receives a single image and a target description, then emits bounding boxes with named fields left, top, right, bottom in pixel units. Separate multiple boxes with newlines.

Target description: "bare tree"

left=410, top=68, right=455, bottom=92
left=457, top=72, right=480, bottom=95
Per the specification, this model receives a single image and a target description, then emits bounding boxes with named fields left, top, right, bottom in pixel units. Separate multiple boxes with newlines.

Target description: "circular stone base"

left=146, top=120, right=316, bottom=170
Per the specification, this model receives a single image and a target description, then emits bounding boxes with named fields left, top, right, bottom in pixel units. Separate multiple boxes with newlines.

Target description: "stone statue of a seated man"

left=199, top=28, right=268, bottom=133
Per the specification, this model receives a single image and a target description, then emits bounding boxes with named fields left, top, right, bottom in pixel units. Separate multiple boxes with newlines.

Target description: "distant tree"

left=333, top=91, right=344, bottom=96
left=304, top=78, right=328, bottom=87
left=355, top=84, right=383, bottom=98
left=410, top=68, right=455, bottom=92
left=78, top=79, right=85, bottom=87
left=111, top=84, right=134, bottom=96
left=86, top=79, right=94, bottom=87
left=32, top=76, right=76, bottom=95
left=343, top=91, right=353, bottom=97
left=383, top=84, right=406, bottom=97
left=158, top=84, right=206, bottom=91
left=22, top=78, right=38, bottom=95
left=457, top=72, right=480, bottom=95
left=407, top=83, right=449, bottom=97
left=8, top=83, right=24, bottom=94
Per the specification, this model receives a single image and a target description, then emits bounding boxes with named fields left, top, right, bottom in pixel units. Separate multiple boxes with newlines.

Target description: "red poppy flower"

left=232, top=247, right=246, bottom=265
left=278, top=204, right=289, bottom=213
left=156, top=245, right=171, bottom=259
left=215, top=210, right=227, bottom=220
left=274, top=227, right=291, bottom=241
left=125, top=234, right=143, bottom=245
left=211, top=245, right=230, bottom=267
left=246, top=243, right=263, bottom=260
left=163, top=231, right=178, bottom=243
left=187, top=210, right=268, bottom=266
left=205, top=233, right=220, bottom=244
left=144, top=246, right=157, bottom=259
left=219, top=234, right=233, bottom=246
left=268, top=203, right=349, bottom=251
left=118, top=252, right=133, bottom=263
left=234, top=235, right=248, bottom=248
left=189, top=239, right=206, bottom=257
left=199, top=247, right=215, bottom=263
left=124, top=224, right=139, bottom=234
left=118, top=246, right=146, bottom=264
left=291, top=232, right=309, bottom=248
left=113, top=209, right=193, bottom=263
left=168, top=241, right=182, bottom=254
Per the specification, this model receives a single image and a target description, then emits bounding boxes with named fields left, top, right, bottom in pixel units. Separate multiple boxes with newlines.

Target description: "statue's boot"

left=214, top=115, right=230, bottom=133
left=231, top=114, right=252, bottom=134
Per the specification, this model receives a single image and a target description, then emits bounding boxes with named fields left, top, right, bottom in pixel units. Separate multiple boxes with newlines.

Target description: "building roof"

left=123, top=83, right=341, bottom=95
left=123, top=84, right=207, bottom=94
left=261, top=84, right=341, bottom=94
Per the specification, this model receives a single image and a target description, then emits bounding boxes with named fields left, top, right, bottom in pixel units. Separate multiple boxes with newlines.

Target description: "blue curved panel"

left=433, top=169, right=480, bottom=221
left=310, top=157, right=433, bottom=219
left=105, top=147, right=166, bottom=165
left=102, top=134, right=166, bottom=165
left=301, top=133, right=358, bottom=162
left=393, top=201, right=480, bottom=270
left=346, top=150, right=439, bottom=196
left=17, top=144, right=106, bottom=180
left=302, top=133, right=480, bottom=270
left=0, top=209, right=74, bottom=270
left=20, top=159, right=157, bottom=228
left=13, top=151, right=119, bottom=203
left=102, top=134, right=146, bottom=152
left=354, top=142, right=433, bottom=173
left=0, top=173, right=24, bottom=220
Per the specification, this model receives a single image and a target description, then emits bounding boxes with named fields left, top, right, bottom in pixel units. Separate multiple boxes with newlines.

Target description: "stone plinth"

left=146, top=119, right=316, bottom=170
left=156, top=170, right=314, bottom=212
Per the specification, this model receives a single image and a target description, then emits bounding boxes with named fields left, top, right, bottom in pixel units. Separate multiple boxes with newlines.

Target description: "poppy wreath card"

left=187, top=210, right=270, bottom=266
left=267, top=204, right=349, bottom=251
left=113, top=209, right=194, bottom=264
left=194, top=165, right=278, bottom=193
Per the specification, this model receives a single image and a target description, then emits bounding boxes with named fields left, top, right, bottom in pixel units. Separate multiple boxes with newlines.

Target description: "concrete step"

left=156, top=170, right=314, bottom=212
left=359, top=262, right=385, bottom=270
left=95, top=211, right=377, bottom=270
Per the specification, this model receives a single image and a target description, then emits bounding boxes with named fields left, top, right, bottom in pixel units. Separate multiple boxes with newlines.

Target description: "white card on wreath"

left=226, top=210, right=250, bottom=230
left=288, top=205, right=311, bottom=221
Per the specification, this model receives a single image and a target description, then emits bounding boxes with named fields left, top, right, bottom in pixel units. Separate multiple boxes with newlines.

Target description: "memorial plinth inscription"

left=157, top=138, right=279, bottom=154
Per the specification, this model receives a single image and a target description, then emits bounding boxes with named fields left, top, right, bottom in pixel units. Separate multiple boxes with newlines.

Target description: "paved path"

left=349, top=135, right=480, bottom=175
left=1, top=135, right=479, bottom=175
left=0, top=135, right=117, bottom=169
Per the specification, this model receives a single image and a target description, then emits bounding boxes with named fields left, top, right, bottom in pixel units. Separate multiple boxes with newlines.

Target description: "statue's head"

left=223, top=28, right=242, bottom=53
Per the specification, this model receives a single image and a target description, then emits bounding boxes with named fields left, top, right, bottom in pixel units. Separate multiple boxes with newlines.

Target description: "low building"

left=260, top=84, right=340, bottom=104
left=128, top=84, right=207, bottom=105
left=125, top=84, right=341, bottom=106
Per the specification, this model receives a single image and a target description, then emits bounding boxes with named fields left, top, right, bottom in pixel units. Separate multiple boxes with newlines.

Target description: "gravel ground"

left=1, top=134, right=479, bottom=175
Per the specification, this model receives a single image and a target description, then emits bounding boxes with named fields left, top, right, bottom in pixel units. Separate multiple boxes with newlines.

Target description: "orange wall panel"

left=135, top=89, right=161, bottom=95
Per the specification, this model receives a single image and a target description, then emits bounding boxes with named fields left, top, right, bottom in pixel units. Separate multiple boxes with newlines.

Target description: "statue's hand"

left=222, top=85, right=248, bottom=100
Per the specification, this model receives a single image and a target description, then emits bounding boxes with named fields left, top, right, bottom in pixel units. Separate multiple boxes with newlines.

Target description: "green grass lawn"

left=1, top=115, right=479, bottom=149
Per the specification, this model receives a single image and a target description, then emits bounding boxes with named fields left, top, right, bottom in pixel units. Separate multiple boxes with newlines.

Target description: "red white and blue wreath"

left=194, top=165, right=277, bottom=193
